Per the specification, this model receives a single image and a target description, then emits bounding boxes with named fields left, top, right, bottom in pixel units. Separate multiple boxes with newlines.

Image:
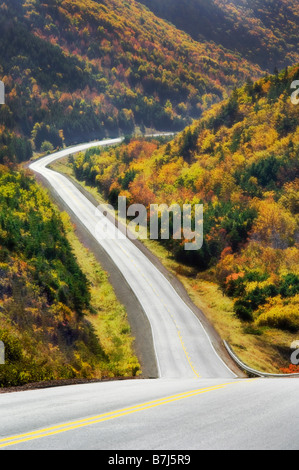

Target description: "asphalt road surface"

left=1, top=378, right=299, bottom=450
left=29, top=140, right=235, bottom=380
left=0, top=140, right=297, bottom=451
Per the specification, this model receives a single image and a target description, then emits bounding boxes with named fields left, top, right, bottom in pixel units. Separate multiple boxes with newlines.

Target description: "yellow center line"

left=177, top=331, right=201, bottom=378
left=58, top=178, right=202, bottom=375
left=121, top=244, right=201, bottom=378
left=0, top=380, right=253, bottom=448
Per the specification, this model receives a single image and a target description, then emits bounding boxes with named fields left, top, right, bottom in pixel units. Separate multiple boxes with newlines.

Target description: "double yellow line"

left=0, top=381, right=251, bottom=449
left=57, top=181, right=201, bottom=379
left=177, top=331, right=200, bottom=378
left=120, top=245, right=201, bottom=378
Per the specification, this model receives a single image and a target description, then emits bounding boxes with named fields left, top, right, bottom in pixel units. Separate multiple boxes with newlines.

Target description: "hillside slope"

left=0, top=167, right=140, bottom=387
left=138, top=0, right=299, bottom=70
left=0, top=0, right=262, bottom=157
left=0, top=167, right=99, bottom=386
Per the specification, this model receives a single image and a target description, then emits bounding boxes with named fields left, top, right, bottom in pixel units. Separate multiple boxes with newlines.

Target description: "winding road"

left=0, top=140, right=298, bottom=451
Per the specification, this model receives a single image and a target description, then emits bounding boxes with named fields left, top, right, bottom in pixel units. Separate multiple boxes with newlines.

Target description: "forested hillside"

left=1, top=0, right=299, bottom=379
left=0, top=0, right=263, bottom=160
left=138, top=0, right=299, bottom=70
left=0, top=167, right=139, bottom=386
left=72, top=65, right=299, bottom=346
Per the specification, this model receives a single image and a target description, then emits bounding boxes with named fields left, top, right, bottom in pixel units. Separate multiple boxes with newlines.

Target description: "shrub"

left=279, top=274, right=299, bottom=298
left=41, top=140, right=54, bottom=153
left=257, top=299, right=299, bottom=332
left=233, top=299, right=253, bottom=322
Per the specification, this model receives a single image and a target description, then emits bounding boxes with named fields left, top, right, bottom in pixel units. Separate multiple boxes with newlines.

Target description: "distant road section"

left=30, top=140, right=235, bottom=379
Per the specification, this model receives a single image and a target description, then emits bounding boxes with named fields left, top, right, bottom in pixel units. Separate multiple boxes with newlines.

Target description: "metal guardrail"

left=224, top=341, right=299, bottom=378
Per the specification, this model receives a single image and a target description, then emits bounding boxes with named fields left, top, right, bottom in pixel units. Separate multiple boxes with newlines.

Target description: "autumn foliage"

left=139, top=0, right=299, bottom=70
left=74, top=65, right=299, bottom=332
left=280, top=364, right=299, bottom=374
left=0, top=168, right=108, bottom=386
left=0, top=0, right=264, bottom=155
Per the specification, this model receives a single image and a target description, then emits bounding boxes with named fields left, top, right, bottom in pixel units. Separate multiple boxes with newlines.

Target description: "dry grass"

left=141, top=239, right=297, bottom=373
left=60, top=211, right=141, bottom=377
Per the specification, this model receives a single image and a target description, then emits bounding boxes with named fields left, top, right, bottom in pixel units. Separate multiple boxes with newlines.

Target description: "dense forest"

left=0, top=0, right=264, bottom=159
left=139, top=0, right=299, bottom=70
left=72, top=65, right=299, bottom=351
left=2, top=0, right=299, bottom=163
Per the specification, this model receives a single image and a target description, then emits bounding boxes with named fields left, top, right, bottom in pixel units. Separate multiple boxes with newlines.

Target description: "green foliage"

left=0, top=167, right=110, bottom=387
left=0, top=128, right=32, bottom=165
left=32, top=124, right=63, bottom=151
left=280, top=274, right=299, bottom=298
left=237, top=155, right=287, bottom=197
left=233, top=300, right=254, bottom=322
left=0, top=329, right=23, bottom=363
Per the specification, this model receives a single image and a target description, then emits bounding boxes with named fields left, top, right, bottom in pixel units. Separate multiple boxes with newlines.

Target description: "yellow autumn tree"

left=251, top=198, right=297, bottom=248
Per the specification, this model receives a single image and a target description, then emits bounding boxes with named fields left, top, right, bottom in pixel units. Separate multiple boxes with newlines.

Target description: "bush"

left=0, top=329, right=23, bottom=363
left=233, top=300, right=253, bottom=322
left=279, top=274, right=299, bottom=298
left=41, top=140, right=54, bottom=153
left=257, top=302, right=299, bottom=332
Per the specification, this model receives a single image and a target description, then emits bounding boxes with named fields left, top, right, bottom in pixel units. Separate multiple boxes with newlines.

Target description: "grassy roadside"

left=140, top=241, right=297, bottom=374
left=51, top=156, right=297, bottom=374
left=59, top=210, right=141, bottom=378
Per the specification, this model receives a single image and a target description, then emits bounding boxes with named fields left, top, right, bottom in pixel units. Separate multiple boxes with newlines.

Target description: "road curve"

left=29, top=140, right=235, bottom=380
left=0, top=140, right=298, bottom=451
